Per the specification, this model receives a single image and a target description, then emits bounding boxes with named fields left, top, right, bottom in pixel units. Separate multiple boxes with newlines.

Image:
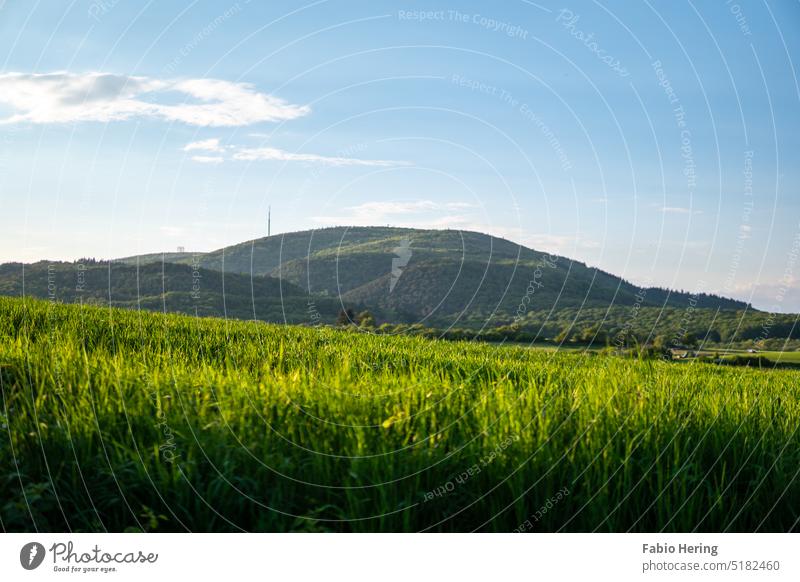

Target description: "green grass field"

left=681, top=349, right=800, bottom=367
left=1, top=296, right=799, bottom=532
left=733, top=350, right=800, bottom=364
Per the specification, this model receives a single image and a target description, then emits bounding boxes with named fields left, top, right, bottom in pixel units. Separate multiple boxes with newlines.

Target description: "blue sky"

left=1, top=0, right=799, bottom=310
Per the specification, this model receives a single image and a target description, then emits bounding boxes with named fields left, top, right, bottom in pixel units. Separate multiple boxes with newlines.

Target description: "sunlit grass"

left=1, top=296, right=798, bottom=532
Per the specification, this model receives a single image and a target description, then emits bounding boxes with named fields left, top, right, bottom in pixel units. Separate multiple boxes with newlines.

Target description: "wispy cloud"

left=726, top=279, right=800, bottom=313
left=0, top=72, right=310, bottom=126
left=232, top=146, right=409, bottom=167
left=183, top=138, right=224, bottom=152
left=349, top=200, right=475, bottom=217
left=658, top=205, right=703, bottom=215
left=190, top=155, right=224, bottom=164
left=739, top=224, right=753, bottom=239
left=311, top=200, right=477, bottom=225
left=182, top=140, right=411, bottom=166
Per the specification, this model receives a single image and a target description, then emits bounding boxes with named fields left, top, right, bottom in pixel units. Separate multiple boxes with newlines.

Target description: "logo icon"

left=390, top=237, right=412, bottom=293
left=20, top=542, right=46, bottom=570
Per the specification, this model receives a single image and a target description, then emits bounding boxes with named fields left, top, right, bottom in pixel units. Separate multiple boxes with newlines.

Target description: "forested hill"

left=0, top=260, right=345, bottom=324
left=125, top=226, right=750, bottom=325
left=2, top=226, right=753, bottom=329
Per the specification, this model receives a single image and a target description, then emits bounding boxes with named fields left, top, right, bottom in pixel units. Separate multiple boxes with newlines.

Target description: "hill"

left=0, top=227, right=757, bottom=331
left=151, top=227, right=751, bottom=327
left=0, top=260, right=345, bottom=324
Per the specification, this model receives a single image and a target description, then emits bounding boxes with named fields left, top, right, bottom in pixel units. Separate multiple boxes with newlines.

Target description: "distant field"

left=680, top=349, right=800, bottom=366
left=1, top=297, right=798, bottom=532
left=524, top=345, right=800, bottom=365
left=747, top=350, right=800, bottom=364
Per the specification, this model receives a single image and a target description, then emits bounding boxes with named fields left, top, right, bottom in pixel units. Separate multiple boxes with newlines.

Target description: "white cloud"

left=183, top=138, right=224, bottom=152
left=311, top=200, right=477, bottom=225
left=180, top=140, right=411, bottom=166
left=232, top=146, right=409, bottom=167
left=349, top=200, right=475, bottom=218
left=504, top=231, right=599, bottom=255
left=190, top=155, right=224, bottom=164
left=658, top=205, right=702, bottom=215
left=0, top=72, right=310, bottom=127
left=728, top=279, right=800, bottom=313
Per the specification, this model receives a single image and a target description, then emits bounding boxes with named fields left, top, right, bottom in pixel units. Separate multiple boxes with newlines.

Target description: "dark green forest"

left=1, top=227, right=796, bottom=350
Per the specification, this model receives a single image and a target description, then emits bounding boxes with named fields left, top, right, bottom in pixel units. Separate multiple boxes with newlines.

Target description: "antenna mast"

left=268, top=206, right=271, bottom=237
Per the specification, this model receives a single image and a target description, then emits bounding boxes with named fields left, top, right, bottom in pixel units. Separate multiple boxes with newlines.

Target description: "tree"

left=578, top=325, right=606, bottom=346
left=578, top=326, right=595, bottom=344
left=336, top=308, right=355, bottom=326
left=555, top=326, right=572, bottom=344
left=614, top=328, right=637, bottom=349
left=357, top=310, right=375, bottom=328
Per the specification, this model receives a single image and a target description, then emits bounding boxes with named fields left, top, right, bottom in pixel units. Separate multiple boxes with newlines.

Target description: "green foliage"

left=0, top=260, right=349, bottom=325
left=336, top=308, right=355, bottom=326
left=509, top=305, right=800, bottom=347
left=4, top=229, right=796, bottom=349
left=98, top=227, right=754, bottom=328
left=1, top=296, right=799, bottom=532
left=555, top=326, right=572, bottom=344
left=683, top=332, right=699, bottom=348
left=356, top=310, right=375, bottom=328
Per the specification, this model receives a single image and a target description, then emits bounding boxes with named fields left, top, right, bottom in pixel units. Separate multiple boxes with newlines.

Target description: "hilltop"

left=121, top=226, right=750, bottom=326
left=0, top=227, right=762, bottom=334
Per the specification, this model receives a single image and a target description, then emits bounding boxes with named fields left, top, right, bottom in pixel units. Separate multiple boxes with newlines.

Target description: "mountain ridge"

left=0, top=226, right=754, bottom=330
left=171, top=226, right=752, bottom=317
